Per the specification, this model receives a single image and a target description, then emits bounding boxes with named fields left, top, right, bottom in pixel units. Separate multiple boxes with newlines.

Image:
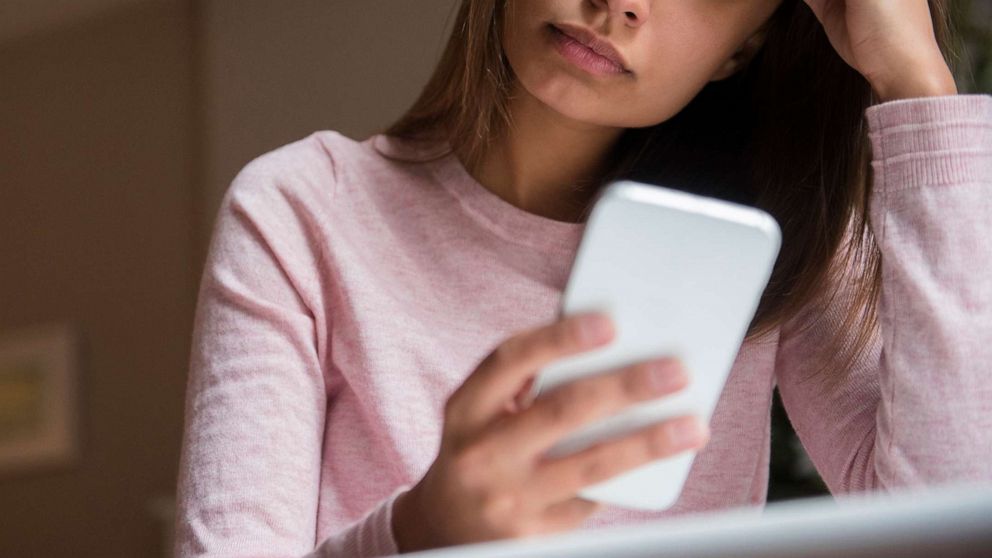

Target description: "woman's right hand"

left=391, top=311, right=710, bottom=553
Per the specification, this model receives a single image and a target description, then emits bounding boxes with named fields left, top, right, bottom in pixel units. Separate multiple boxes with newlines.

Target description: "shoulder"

left=223, top=130, right=434, bottom=209
left=224, top=130, right=371, bottom=206
left=216, top=129, right=450, bottom=243
left=217, top=130, right=393, bottom=245
left=203, top=132, right=373, bottom=307
left=208, top=131, right=374, bottom=275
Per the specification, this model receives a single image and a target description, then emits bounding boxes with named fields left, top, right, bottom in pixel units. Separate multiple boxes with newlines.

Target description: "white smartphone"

left=529, top=180, right=782, bottom=511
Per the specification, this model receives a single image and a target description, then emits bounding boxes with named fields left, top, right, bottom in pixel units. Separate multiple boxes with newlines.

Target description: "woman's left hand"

left=802, top=0, right=958, bottom=102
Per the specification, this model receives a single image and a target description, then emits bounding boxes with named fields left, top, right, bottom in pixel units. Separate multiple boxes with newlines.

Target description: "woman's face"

left=502, top=0, right=783, bottom=128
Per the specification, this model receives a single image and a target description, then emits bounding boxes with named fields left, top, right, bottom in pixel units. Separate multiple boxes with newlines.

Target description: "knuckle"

left=480, top=492, right=520, bottom=527
left=542, top=392, right=573, bottom=425
left=562, top=320, right=584, bottom=346
left=566, top=378, right=602, bottom=410
left=622, top=363, right=654, bottom=398
left=578, top=452, right=615, bottom=485
left=536, top=320, right=570, bottom=353
left=646, top=423, right=678, bottom=457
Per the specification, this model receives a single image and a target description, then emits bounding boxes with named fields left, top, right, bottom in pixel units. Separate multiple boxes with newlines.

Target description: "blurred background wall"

left=198, top=0, right=458, bottom=231
left=0, top=1, right=455, bottom=556
left=1, top=2, right=196, bottom=556
left=0, top=1, right=988, bottom=557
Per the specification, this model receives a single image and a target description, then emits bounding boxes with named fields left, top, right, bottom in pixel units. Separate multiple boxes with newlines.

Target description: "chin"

left=524, top=73, right=636, bottom=127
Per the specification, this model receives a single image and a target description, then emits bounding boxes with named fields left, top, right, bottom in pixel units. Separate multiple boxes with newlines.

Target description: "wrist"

left=871, top=63, right=958, bottom=103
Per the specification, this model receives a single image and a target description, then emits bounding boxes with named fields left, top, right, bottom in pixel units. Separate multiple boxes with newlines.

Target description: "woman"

left=173, top=0, right=992, bottom=556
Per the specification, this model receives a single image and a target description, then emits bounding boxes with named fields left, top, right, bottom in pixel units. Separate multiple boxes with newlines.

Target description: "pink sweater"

left=174, top=94, right=992, bottom=557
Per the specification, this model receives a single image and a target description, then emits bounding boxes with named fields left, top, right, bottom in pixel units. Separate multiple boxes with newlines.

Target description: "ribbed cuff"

left=865, top=94, right=992, bottom=193
left=309, top=484, right=410, bottom=558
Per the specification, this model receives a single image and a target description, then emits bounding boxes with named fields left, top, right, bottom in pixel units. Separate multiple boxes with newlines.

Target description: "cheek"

left=601, top=30, right=742, bottom=127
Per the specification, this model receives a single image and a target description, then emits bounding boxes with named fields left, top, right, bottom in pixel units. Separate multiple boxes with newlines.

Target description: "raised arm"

left=774, top=94, right=992, bottom=494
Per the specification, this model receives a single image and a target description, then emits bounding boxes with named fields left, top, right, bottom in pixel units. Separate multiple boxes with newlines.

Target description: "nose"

left=589, top=0, right=650, bottom=27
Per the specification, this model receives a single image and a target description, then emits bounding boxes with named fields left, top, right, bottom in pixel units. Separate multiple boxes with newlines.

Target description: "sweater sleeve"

left=173, top=148, right=405, bottom=557
left=773, top=93, right=992, bottom=493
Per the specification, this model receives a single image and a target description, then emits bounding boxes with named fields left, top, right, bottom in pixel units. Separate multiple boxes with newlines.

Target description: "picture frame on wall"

left=0, top=324, right=80, bottom=475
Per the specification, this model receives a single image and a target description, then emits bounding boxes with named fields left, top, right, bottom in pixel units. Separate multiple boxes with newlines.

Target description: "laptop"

left=402, top=481, right=992, bottom=557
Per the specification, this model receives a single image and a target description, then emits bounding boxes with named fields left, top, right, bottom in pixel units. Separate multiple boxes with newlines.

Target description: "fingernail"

left=579, top=313, right=612, bottom=343
left=668, top=416, right=708, bottom=448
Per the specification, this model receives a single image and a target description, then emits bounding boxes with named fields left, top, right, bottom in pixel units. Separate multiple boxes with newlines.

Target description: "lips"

left=549, top=22, right=631, bottom=74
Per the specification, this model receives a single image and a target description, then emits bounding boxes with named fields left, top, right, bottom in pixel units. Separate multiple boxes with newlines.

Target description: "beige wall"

left=0, top=0, right=148, bottom=42
left=200, top=0, right=458, bottom=221
left=0, top=1, right=195, bottom=556
left=0, top=1, right=456, bottom=556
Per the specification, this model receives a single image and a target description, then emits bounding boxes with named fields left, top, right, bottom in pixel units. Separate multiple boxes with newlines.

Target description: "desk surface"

left=402, top=482, right=992, bottom=558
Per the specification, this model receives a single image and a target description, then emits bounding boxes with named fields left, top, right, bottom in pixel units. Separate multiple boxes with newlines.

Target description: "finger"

left=528, top=415, right=710, bottom=505
left=802, top=0, right=832, bottom=25
left=803, top=0, right=823, bottom=20
left=447, top=311, right=616, bottom=435
left=482, top=357, right=689, bottom=460
left=539, top=496, right=604, bottom=533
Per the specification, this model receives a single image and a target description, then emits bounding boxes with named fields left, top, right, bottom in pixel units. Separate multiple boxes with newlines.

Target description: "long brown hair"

left=384, top=0, right=959, bottom=385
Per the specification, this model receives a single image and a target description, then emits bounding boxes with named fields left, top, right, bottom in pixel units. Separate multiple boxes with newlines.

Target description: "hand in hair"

left=802, top=0, right=957, bottom=102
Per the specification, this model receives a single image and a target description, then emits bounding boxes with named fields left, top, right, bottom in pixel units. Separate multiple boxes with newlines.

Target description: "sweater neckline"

left=372, top=134, right=586, bottom=255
